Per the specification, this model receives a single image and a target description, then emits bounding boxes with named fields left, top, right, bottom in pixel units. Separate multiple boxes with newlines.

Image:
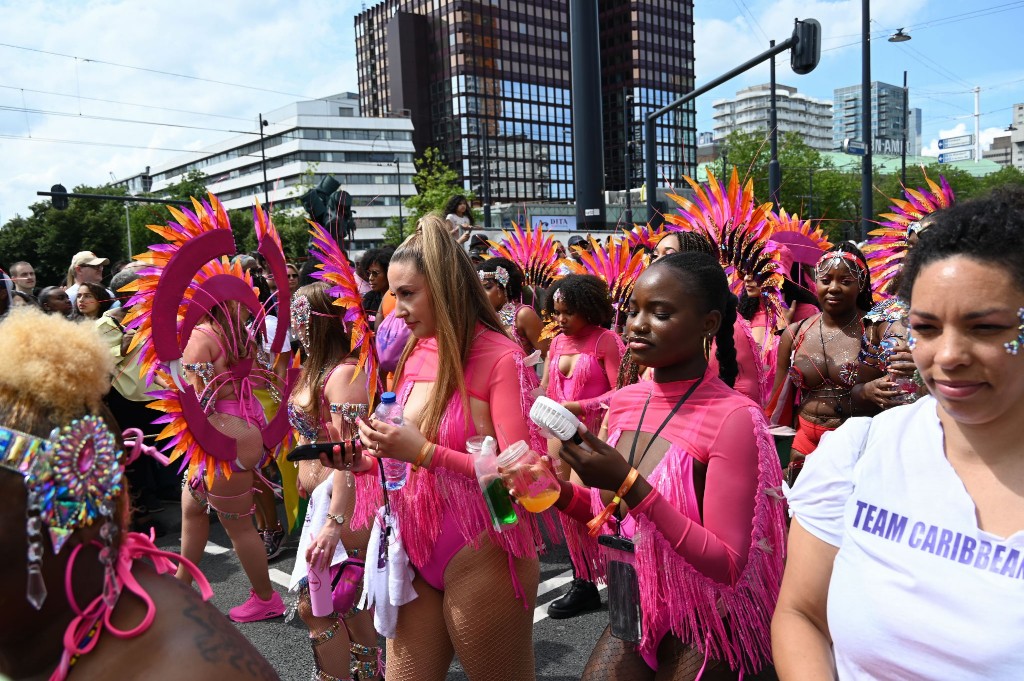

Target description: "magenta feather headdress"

left=864, top=172, right=955, bottom=300
left=122, top=196, right=297, bottom=486
left=307, top=222, right=380, bottom=405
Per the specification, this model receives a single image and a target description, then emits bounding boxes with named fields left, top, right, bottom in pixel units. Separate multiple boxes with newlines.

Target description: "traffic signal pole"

left=643, top=18, right=819, bottom=225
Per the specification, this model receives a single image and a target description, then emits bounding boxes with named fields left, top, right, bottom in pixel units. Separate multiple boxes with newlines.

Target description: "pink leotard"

left=355, top=325, right=547, bottom=596
left=560, top=368, right=785, bottom=674
left=546, top=325, right=624, bottom=431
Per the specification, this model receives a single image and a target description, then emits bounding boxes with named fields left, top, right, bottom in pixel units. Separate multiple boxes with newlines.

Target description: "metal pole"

left=569, top=0, right=606, bottom=228
left=645, top=37, right=796, bottom=223
left=768, top=40, right=781, bottom=212
left=482, top=129, right=491, bottom=230
left=860, top=0, right=873, bottom=242
left=259, top=115, right=270, bottom=208
left=124, top=203, right=132, bottom=259
left=396, top=158, right=404, bottom=241
left=624, top=92, right=633, bottom=225
left=974, top=86, right=981, bottom=164
left=808, top=168, right=814, bottom=219
left=901, top=71, right=908, bottom=186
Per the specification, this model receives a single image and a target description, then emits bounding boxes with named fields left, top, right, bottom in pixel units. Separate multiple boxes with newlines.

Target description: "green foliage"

left=719, top=130, right=1024, bottom=242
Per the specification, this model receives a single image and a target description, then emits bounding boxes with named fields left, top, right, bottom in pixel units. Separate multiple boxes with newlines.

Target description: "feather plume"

left=487, top=222, right=579, bottom=288
left=864, top=171, right=956, bottom=299
left=307, top=222, right=380, bottom=404
left=575, top=236, right=649, bottom=319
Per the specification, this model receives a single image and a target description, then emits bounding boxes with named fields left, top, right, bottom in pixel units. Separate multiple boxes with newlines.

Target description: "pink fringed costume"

left=560, top=369, right=786, bottom=674
left=354, top=326, right=548, bottom=597
left=545, top=325, right=625, bottom=432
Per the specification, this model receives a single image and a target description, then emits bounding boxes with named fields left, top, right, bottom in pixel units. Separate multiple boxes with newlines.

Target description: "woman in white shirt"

left=773, top=186, right=1024, bottom=680
left=444, top=194, right=474, bottom=244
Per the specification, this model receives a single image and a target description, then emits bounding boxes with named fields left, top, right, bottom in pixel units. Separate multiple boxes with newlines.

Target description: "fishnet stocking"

left=385, top=537, right=539, bottom=681
left=583, top=627, right=769, bottom=681
left=385, top=574, right=453, bottom=681
left=298, top=459, right=333, bottom=497
left=582, top=627, right=654, bottom=681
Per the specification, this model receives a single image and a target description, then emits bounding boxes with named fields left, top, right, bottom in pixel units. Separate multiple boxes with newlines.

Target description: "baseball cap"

left=567, top=235, right=586, bottom=247
left=71, top=251, right=110, bottom=268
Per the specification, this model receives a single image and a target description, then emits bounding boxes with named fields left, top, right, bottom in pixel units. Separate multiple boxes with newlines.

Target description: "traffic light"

left=790, top=18, right=821, bottom=75
left=325, top=189, right=355, bottom=244
left=51, top=183, right=69, bottom=210
left=299, top=175, right=341, bottom=227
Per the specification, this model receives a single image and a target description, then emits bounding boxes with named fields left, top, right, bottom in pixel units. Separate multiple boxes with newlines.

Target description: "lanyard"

left=626, top=376, right=703, bottom=470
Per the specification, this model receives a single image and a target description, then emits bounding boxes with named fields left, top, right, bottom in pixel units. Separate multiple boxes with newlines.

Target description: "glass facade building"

left=355, top=0, right=695, bottom=206
left=833, top=81, right=923, bottom=156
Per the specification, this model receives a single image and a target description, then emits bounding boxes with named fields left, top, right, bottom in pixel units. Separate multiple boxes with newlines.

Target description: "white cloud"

left=0, top=0, right=365, bottom=223
left=921, top=122, right=1009, bottom=158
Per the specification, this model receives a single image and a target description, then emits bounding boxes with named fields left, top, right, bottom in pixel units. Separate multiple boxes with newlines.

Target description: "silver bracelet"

left=325, top=512, right=346, bottom=526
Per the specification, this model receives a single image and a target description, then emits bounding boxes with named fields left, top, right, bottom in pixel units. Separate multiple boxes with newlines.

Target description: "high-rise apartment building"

left=354, top=0, right=695, bottom=211
left=711, top=83, right=833, bottom=151
left=120, top=94, right=415, bottom=250
left=982, top=102, right=1024, bottom=170
left=833, top=81, right=922, bottom=156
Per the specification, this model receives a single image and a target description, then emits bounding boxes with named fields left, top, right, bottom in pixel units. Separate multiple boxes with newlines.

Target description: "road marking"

left=536, top=569, right=574, bottom=598
left=205, top=542, right=230, bottom=555
left=533, top=569, right=606, bottom=623
left=269, top=568, right=292, bottom=587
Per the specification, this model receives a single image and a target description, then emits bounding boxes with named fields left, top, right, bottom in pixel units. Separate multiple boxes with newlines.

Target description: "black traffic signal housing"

left=299, top=175, right=341, bottom=227
left=51, top=184, right=69, bottom=210
left=791, top=18, right=821, bottom=76
left=325, top=188, right=355, bottom=244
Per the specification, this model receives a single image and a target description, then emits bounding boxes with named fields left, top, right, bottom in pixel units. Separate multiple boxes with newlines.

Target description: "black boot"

left=547, top=578, right=601, bottom=619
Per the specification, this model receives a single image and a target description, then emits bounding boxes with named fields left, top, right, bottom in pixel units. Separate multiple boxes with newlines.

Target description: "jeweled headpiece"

left=478, top=266, right=510, bottom=288
left=0, top=416, right=122, bottom=608
left=815, top=250, right=868, bottom=288
left=291, top=294, right=312, bottom=351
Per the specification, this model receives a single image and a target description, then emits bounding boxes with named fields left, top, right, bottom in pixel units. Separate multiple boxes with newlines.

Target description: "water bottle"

left=470, top=436, right=518, bottom=531
left=375, top=392, right=408, bottom=491
left=307, top=553, right=334, bottom=617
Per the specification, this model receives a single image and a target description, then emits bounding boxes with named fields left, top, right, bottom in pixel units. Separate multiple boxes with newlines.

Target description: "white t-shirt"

left=446, top=213, right=471, bottom=229
left=787, top=396, right=1024, bottom=680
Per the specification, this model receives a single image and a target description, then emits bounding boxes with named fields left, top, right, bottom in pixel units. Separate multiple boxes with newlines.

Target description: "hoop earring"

left=703, top=335, right=712, bottom=360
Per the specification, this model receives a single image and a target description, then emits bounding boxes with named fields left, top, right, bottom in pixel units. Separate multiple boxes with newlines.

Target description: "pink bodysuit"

left=560, top=369, right=786, bottom=674
left=546, top=325, right=625, bottom=431
left=355, top=325, right=547, bottom=598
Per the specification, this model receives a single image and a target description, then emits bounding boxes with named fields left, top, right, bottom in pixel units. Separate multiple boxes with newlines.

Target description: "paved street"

left=153, top=499, right=607, bottom=680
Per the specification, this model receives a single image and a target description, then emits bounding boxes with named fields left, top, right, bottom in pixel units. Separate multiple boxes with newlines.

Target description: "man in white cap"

left=66, top=250, right=117, bottom=308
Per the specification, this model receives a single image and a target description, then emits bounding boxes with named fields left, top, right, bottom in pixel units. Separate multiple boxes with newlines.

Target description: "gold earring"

left=703, top=335, right=712, bottom=360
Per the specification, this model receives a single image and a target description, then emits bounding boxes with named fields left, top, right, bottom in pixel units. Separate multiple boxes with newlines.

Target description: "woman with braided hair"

left=476, top=256, right=549, bottom=358
left=553, top=251, right=785, bottom=680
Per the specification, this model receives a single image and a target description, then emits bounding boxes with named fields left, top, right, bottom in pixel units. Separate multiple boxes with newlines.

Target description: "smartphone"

left=286, top=441, right=346, bottom=462
left=599, top=534, right=642, bottom=642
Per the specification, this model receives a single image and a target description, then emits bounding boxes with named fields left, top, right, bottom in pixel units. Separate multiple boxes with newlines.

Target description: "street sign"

left=938, top=149, right=974, bottom=163
left=938, top=134, right=973, bottom=150
left=843, top=138, right=866, bottom=156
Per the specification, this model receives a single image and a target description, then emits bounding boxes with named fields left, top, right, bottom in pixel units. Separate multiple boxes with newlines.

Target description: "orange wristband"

left=412, top=441, right=434, bottom=472
left=587, top=467, right=640, bottom=536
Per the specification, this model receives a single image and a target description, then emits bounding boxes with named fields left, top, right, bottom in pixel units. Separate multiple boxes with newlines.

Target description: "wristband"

left=325, top=512, right=346, bottom=526
left=587, top=467, right=640, bottom=537
left=412, top=441, right=435, bottom=472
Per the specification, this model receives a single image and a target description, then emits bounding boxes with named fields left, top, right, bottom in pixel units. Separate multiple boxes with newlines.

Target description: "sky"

left=1, top=0, right=1022, bottom=224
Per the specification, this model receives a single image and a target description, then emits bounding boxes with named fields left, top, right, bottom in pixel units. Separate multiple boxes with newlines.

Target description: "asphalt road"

left=153, top=499, right=607, bottom=680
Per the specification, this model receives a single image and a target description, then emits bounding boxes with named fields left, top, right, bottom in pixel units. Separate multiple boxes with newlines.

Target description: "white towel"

left=360, top=508, right=417, bottom=638
left=289, top=472, right=349, bottom=591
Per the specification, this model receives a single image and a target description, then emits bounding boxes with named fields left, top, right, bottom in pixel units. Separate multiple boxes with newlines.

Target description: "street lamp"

left=258, top=115, right=270, bottom=207
left=859, top=0, right=872, bottom=242
left=887, top=30, right=913, bottom=187
left=888, top=29, right=911, bottom=43
left=623, top=91, right=634, bottom=226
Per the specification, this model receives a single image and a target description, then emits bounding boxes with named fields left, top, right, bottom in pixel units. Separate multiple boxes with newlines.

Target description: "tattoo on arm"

left=183, top=603, right=281, bottom=681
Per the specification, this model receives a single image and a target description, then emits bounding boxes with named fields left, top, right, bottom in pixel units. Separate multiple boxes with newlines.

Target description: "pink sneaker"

left=229, top=589, right=285, bottom=623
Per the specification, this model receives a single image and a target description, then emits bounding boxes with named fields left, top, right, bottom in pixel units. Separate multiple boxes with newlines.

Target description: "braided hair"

left=652, top=252, right=739, bottom=387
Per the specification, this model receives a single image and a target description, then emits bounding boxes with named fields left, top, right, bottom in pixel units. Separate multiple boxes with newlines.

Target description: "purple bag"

left=330, top=558, right=365, bottom=614
left=376, top=310, right=411, bottom=374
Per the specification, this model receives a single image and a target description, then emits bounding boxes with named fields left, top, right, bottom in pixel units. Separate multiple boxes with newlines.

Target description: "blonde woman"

left=354, top=214, right=546, bottom=680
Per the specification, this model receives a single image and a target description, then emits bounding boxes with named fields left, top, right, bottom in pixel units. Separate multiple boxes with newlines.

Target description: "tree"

left=385, top=147, right=477, bottom=245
